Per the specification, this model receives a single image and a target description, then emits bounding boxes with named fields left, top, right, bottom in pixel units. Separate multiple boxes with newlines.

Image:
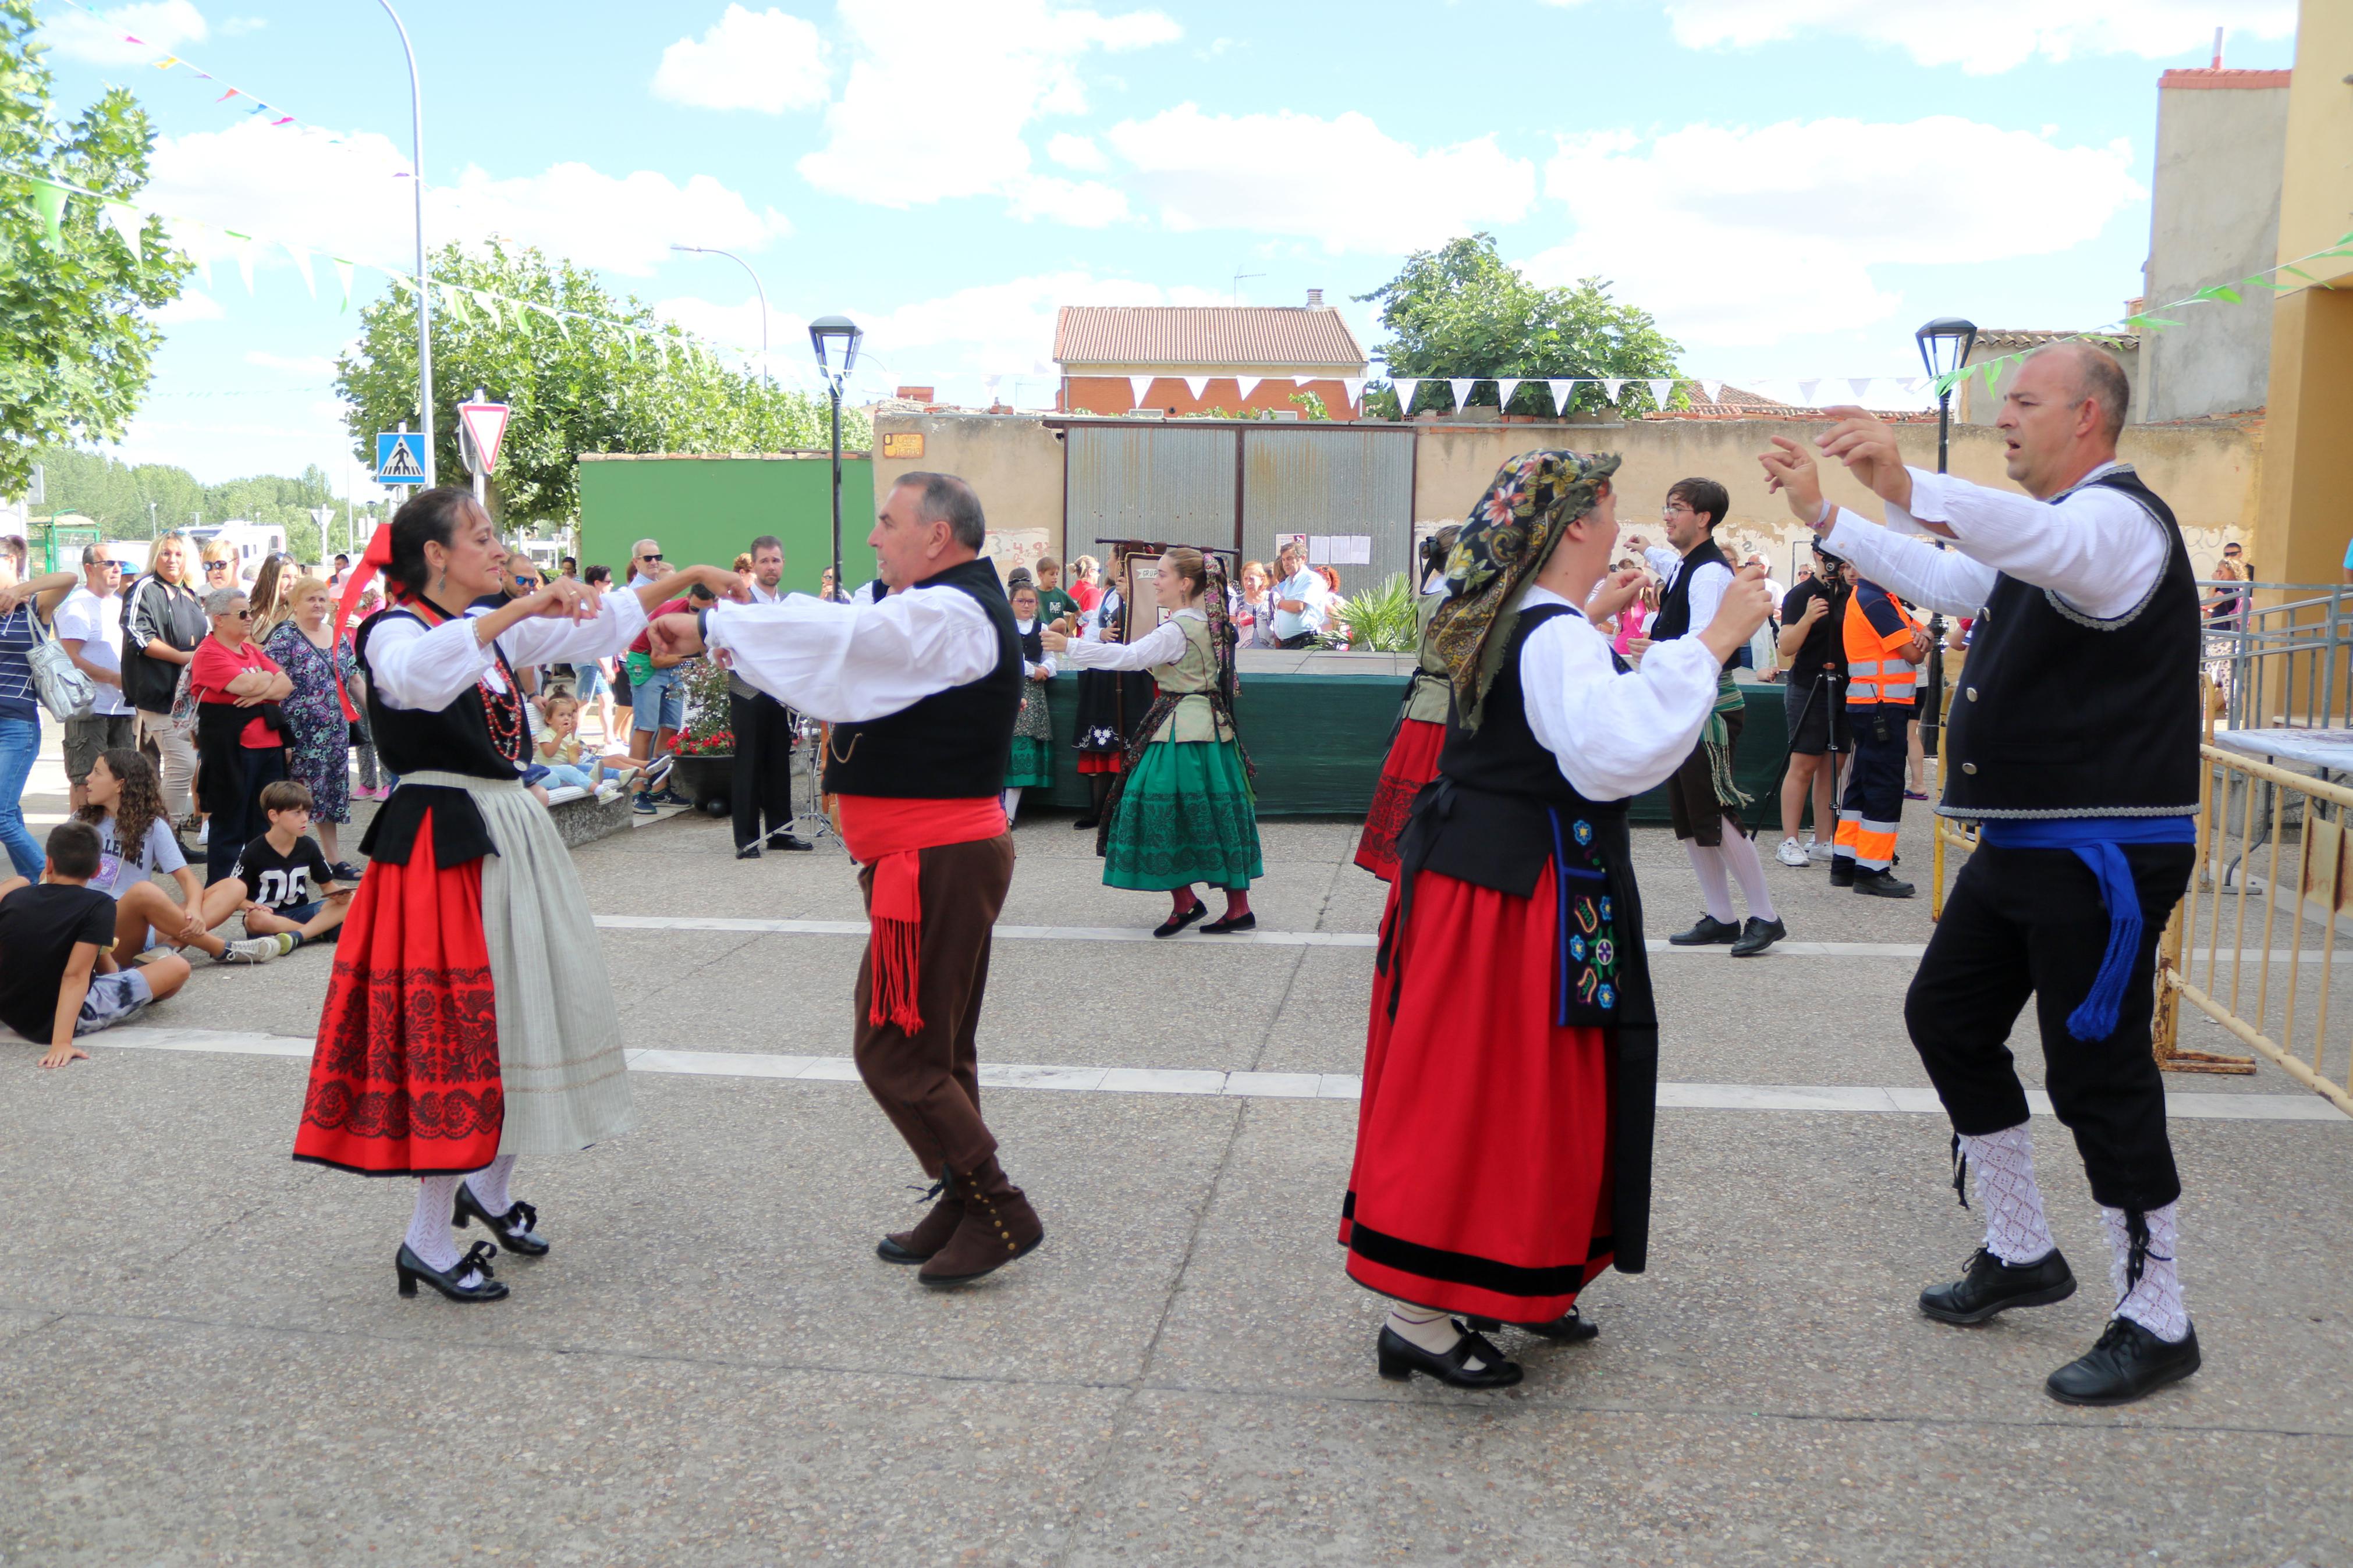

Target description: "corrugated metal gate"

left=1061, top=422, right=1415, bottom=585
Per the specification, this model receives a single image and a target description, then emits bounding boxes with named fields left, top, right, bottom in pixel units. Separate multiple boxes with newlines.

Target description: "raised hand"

left=1587, top=566, right=1647, bottom=621
left=1815, top=406, right=1913, bottom=510
left=1040, top=627, right=1070, bottom=654
left=645, top=611, right=705, bottom=661
left=1760, top=435, right=1829, bottom=527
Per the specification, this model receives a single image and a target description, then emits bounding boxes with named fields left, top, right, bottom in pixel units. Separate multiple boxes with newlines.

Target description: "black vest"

left=1940, top=467, right=2200, bottom=820
left=1650, top=536, right=1732, bottom=666
left=356, top=605, right=528, bottom=782
left=822, top=557, right=1024, bottom=799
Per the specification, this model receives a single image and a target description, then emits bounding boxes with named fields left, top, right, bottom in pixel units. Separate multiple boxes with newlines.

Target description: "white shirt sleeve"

left=1683, top=560, right=1731, bottom=635
left=493, top=589, right=649, bottom=670
left=1521, top=606, right=1724, bottom=801
left=1056, top=614, right=1189, bottom=673
left=1642, top=545, right=1679, bottom=581
left=1824, top=507, right=2004, bottom=619
left=1887, top=465, right=2170, bottom=621
left=366, top=593, right=649, bottom=712
left=705, top=585, right=1000, bottom=722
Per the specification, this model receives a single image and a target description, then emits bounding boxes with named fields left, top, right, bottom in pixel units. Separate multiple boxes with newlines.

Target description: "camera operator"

left=1832, top=569, right=1931, bottom=897
left=1773, top=542, right=1854, bottom=866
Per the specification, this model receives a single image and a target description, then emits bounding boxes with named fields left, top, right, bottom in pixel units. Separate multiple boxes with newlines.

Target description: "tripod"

left=788, top=714, right=837, bottom=845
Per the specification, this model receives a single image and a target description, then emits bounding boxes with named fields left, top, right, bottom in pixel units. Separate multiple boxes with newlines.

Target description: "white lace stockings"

left=2102, top=1201, right=2191, bottom=1343
left=1957, top=1123, right=2057, bottom=1266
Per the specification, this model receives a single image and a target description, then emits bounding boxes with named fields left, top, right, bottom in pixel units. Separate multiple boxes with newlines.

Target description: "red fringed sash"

left=836, top=795, right=1007, bottom=1032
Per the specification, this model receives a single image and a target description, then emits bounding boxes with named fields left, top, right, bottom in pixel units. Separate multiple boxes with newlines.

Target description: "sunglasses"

left=637, top=552, right=664, bottom=563
left=205, top=561, right=230, bottom=572
left=226, top=609, right=251, bottom=620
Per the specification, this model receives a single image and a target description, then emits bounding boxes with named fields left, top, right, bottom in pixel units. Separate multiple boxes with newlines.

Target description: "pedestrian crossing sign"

left=375, top=430, right=427, bottom=485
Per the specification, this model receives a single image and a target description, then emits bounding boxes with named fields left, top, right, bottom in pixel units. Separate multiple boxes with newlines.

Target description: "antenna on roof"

left=2212, top=26, right=2223, bottom=68
left=1231, top=267, right=1264, bottom=305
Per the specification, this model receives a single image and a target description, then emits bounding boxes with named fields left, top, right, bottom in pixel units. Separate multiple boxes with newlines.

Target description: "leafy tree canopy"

left=338, top=243, right=869, bottom=522
left=1356, top=233, right=1681, bottom=418
left=31, top=445, right=368, bottom=562
left=1, top=0, right=193, bottom=495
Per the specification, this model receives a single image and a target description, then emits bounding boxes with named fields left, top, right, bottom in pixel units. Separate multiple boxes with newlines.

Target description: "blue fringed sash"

left=1976, top=816, right=2196, bottom=1040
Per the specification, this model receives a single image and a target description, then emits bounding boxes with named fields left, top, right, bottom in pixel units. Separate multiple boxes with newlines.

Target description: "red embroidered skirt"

left=293, top=809, right=503, bottom=1175
left=1351, top=717, right=1445, bottom=881
left=1076, top=751, right=1125, bottom=775
left=1341, top=864, right=1615, bottom=1321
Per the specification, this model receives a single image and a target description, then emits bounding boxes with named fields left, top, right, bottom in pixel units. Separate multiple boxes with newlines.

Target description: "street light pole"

left=669, top=244, right=769, bottom=384
left=379, top=1, right=435, bottom=486
left=1914, top=317, right=1979, bottom=756
left=807, top=316, right=864, bottom=600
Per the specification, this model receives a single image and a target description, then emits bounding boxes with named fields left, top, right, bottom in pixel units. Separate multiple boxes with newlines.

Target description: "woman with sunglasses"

left=187, top=587, right=292, bottom=888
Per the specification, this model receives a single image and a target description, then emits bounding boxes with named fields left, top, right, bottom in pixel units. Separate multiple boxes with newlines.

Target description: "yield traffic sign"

left=457, top=400, right=510, bottom=477
left=375, top=430, right=426, bottom=485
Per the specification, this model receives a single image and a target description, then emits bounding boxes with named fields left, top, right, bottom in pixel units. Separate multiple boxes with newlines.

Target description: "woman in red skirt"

left=1353, top=524, right=1457, bottom=881
left=1341, top=450, right=1773, bottom=1387
left=293, top=487, right=743, bottom=1303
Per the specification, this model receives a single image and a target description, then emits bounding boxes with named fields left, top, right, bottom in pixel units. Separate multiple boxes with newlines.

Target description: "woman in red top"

left=188, top=586, right=292, bottom=887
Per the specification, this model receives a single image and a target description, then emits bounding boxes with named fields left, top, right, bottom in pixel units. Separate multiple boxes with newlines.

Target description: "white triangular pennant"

left=1601, top=378, right=1626, bottom=403
left=1340, top=377, right=1365, bottom=407
left=1546, top=379, right=1575, bottom=414
left=1128, top=375, right=1153, bottom=407
left=284, top=242, right=315, bottom=298
left=1448, top=378, right=1477, bottom=411
left=1392, top=378, right=1421, bottom=411
left=331, top=258, right=354, bottom=310
left=1848, top=377, right=1875, bottom=400
left=1900, top=376, right=1925, bottom=393
left=103, top=204, right=143, bottom=261
left=1238, top=376, right=1264, bottom=402
left=475, top=290, right=502, bottom=329
left=1797, top=379, right=1822, bottom=405
left=1701, top=379, right=1721, bottom=404
left=1183, top=375, right=1208, bottom=400
left=1646, top=379, right=1673, bottom=408
left=1496, top=378, right=1522, bottom=410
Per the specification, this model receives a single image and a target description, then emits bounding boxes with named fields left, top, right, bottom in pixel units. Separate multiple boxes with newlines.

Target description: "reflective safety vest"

left=1843, top=582, right=1923, bottom=707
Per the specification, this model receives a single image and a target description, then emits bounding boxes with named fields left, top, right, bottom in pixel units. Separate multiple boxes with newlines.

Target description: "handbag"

left=16, top=605, right=97, bottom=720
left=168, top=662, right=200, bottom=738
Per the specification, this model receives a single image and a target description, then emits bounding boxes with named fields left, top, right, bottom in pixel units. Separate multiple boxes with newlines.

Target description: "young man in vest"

left=1762, top=343, right=2203, bottom=1406
left=1634, top=478, right=1785, bottom=957
left=1832, top=575, right=1928, bottom=896
left=645, top=472, right=1044, bottom=1289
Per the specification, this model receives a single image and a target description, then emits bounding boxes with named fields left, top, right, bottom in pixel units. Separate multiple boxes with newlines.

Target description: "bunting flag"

left=1392, top=377, right=1421, bottom=410
left=1340, top=377, right=1365, bottom=407
left=1127, top=374, right=1154, bottom=406
left=283, top=241, right=315, bottom=298
left=1601, top=378, right=1626, bottom=403
left=1646, top=378, right=1674, bottom=408
left=103, top=203, right=142, bottom=260
left=332, top=257, right=355, bottom=310
left=1847, top=377, right=1874, bottom=400
left=1238, top=375, right=1262, bottom=401
left=228, top=232, right=258, bottom=294
left=1797, top=379, right=1822, bottom=405
left=29, top=179, right=68, bottom=246
left=1183, top=375, right=1208, bottom=400
left=1447, top=377, right=1477, bottom=410
left=1546, top=379, right=1576, bottom=414
left=1700, top=380, right=1721, bottom=404
left=1495, top=377, right=1522, bottom=410
left=475, top=290, right=503, bottom=329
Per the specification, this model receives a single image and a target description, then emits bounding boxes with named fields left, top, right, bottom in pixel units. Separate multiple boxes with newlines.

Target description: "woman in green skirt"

left=1002, top=576, right=1056, bottom=824
left=1045, top=547, right=1264, bottom=936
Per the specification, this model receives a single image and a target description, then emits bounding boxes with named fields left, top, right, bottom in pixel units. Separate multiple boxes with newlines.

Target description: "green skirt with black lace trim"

left=1101, top=738, right=1264, bottom=891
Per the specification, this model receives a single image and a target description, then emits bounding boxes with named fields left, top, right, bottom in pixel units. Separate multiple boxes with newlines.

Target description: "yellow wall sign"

left=881, top=432, right=925, bottom=460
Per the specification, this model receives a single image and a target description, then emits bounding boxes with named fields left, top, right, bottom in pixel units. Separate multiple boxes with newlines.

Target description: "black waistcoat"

left=353, top=603, right=528, bottom=867
left=1940, top=467, right=2200, bottom=820
left=1649, top=535, right=1729, bottom=655
left=822, top=557, right=1024, bottom=799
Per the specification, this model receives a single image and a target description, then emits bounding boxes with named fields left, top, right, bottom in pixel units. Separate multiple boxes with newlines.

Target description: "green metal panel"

left=576, top=456, right=876, bottom=597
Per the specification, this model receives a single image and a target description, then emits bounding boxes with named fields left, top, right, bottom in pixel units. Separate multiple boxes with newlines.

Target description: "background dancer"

left=649, top=471, right=1044, bottom=1289
left=1064, top=561, right=1151, bottom=830
left=1045, top=548, right=1263, bottom=936
left=1353, top=524, right=1458, bottom=882
left=292, top=486, right=745, bottom=1304
left=1000, top=573, right=1055, bottom=826
left=1762, top=342, right=2204, bottom=1406
left=1636, top=480, right=1784, bottom=957
left=1344, top=450, right=1772, bottom=1389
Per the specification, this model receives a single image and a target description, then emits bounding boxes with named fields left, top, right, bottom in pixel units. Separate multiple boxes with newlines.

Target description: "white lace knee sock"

left=1717, top=829, right=1778, bottom=922
left=465, top=1153, right=516, bottom=1217
left=1683, top=842, right=1737, bottom=923
left=407, top=1175, right=464, bottom=1272
left=1955, top=1123, right=2056, bottom=1265
left=2101, top=1201, right=2191, bottom=1342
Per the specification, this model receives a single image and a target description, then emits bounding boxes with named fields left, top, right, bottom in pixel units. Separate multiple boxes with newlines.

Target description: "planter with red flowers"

left=668, top=657, right=735, bottom=809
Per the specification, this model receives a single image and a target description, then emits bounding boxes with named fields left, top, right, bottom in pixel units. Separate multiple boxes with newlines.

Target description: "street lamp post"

left=379, top=1, right=435, bottom=486
left=670, top=244, right=770, bottom=385
left=808, top=315, right=864, bottom=600
left=1914, top=316, right=1979, bottom=753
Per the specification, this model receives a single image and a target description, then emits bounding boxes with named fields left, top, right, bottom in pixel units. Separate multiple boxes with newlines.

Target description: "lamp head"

left=808, top=314, right=863, bottom=377
left=1915, top=317, right=1979, bottom=382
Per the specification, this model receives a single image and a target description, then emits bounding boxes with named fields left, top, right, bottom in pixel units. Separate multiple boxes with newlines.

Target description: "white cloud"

left=1046, top=133, right=1108, bottom=172
left=244, top=350, right=339, bottom=376
left=146, top=120, right=790, bottom=280
left=1102, top=105, right=1534, bottom=254
left=41, top=0, right=206, bottom=65
left=1522, top=118, right=2141, bottom=346
left=1582, top=0, right=2298, bottom=74
left=148, top=289, right=225, bottom=323
left=219, top=15, right=265, bottom=35
left=796, top=0, right=1180, bottom=209
left=652, top=6, right=829, bottom=113
left=1002, top=174, right=1129, bottom=227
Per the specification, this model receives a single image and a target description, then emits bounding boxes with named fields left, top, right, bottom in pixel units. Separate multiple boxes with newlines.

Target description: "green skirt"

left=1101, top=738, right=1264, bottom=891
left=1006, top=736, right=1054, bottom=789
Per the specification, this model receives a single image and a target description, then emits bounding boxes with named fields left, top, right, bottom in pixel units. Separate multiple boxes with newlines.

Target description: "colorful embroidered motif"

left=1551, top=809, right=1621, bottom=1028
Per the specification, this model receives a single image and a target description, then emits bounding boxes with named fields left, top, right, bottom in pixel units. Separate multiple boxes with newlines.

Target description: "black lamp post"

left=808, top=314, right=864, bottom=600
left=1914, top=317, right=1978, bottom=751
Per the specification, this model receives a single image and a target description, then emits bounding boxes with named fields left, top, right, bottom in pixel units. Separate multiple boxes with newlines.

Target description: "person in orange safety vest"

left=1833, top=579, right=1929, bottom=895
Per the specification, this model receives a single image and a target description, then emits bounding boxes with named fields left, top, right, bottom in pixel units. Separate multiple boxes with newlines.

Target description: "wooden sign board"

left=881, top=432, right=926, bottom=460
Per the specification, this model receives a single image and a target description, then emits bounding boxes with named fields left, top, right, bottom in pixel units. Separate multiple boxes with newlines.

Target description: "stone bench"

left=541, top=783, right=636, bottom=848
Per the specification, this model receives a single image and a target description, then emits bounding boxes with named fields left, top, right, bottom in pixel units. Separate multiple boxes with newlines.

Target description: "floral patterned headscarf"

left=1427, top=449, right=1622, bottom=732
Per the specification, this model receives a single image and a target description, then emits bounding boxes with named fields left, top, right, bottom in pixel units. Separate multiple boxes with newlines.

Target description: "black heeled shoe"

left=453, top=1185, right=550, bottom=1257
left=1198, top=911, right=1257, bottom=934
left=1152, top=900, right=1207, bottom=938
left=396, top=1240, right=509, bottom=1302
left=1467, top=1307, right=1597, bottom=1343
left=1376, top=1322, right=1523, bottom=1388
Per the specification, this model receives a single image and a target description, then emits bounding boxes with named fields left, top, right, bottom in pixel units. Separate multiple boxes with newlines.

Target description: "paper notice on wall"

left=1307, top=535, right=1332, bottom=565
left=1344, top=535, right=1372, bottom=564
left=982, top=527, right=1050, bottom=586
left=1275, top=532, right=1305, bottom=559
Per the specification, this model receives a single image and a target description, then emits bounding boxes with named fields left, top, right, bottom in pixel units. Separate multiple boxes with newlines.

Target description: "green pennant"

left=1978, top=358, right=2002, bottom=393
left=2125, top=315, right=2182, bottom=332
left=29, top=179, right=69, bottom=247
left=2194, top=285, right=2242, bottom=305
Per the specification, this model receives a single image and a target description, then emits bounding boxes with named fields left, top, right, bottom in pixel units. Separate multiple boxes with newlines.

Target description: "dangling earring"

left=436, top=569, right=447, bottom=594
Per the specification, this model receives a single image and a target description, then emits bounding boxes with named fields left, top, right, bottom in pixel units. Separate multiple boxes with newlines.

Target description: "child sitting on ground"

left=0, top=820, right=193, bottom=1067
left=534, top=691, right=642, bottom=794
left=77, top=747, right=289, bottom=966
left=225, top=780, right=355, bottom=950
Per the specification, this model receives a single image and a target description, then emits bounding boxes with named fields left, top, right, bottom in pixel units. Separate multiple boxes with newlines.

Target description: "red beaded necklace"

left=411, top=592, right=528, bottom=763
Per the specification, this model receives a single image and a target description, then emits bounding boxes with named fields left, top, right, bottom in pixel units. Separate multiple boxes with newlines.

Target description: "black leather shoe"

left=2046, top=1318, right=2201, bottom=1406
left=1729, top=916, right=1787, bottom=957
left=1376, top=1322, right=1523, bottom=1388
left=1071, top=816, right=1099, bottom=830
left=767, top=831, right=814, bottom=852
left=453, top=1186, right=550, bottom=1257
left=1919, top=1246, right=2075, bottom=1325
left=396, top=1240, right=509, bottom=1302
left=1828, top=859, right=1855, bottom=886
left=1198, top=911, right=1257, bottom=934
left=1667, top=913, right=1741, bottom=946
left=1853, top=868, right=1916, bottom=898
left=1467, top=1307, right=1597, bottom=1343
left=1152, top=901, right=1207, bottom=938
left=736, top=844, right=762, bottom=859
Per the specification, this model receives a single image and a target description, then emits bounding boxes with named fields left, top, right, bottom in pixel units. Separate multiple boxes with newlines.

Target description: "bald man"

left=1762, top=342, right=2203, bottom=1407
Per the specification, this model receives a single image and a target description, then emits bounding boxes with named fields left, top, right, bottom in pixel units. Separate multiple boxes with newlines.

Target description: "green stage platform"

left=1037, top=672, right=1799, bottom=828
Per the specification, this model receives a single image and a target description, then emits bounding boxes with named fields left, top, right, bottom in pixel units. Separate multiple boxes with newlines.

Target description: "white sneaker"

left=1809, top=840, right=1836, bottom=862
left=219, top=934, right=286, bottom=964
left=1776, top=837, right=1811, bottom=867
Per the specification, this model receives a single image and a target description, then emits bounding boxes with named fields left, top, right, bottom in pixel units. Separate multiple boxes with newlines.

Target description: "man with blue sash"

left=1761, top=342, right=2203, bottom=1406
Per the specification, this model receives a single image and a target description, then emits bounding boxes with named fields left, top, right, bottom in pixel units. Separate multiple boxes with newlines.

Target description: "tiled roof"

left=1973, top=329, right=2142, bottom=353
left=2159, top=67, right=2292, bottom=89
left=1055, top=305, right=1367, bottom=370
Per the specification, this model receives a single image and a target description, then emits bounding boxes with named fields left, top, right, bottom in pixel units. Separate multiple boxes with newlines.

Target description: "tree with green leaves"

left=1, top=0, right=191, bottom=496
left=338, top=243, right=866, bottom=523
left=32, top=447, right=354, bottom=561
left=1357, top=234, right=1681, bottom=419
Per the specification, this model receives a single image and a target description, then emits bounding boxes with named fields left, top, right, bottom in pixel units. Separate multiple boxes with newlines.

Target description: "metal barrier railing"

left=2197, top=579, right=2353, bottom=733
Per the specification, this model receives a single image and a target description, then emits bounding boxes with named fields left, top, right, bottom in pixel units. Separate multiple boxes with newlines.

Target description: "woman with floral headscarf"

left=1339, top=451, right=1771, bottom=1389
left=1044, top=546, right=1263, bottom=936
left=1352, top=523, right=1458, bottom=881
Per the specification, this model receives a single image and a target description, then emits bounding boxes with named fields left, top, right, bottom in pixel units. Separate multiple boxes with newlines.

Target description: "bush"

left=1322, top=572, right=1419, bottom=652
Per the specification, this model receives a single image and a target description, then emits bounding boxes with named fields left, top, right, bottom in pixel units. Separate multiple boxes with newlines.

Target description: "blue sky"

left=36, top=0, right=2301, bottom=494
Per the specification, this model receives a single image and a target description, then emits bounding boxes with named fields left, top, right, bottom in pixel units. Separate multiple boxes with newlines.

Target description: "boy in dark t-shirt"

left=227, top=780, right=354, bottom=949
left=0, top=821, right=192, bottom=1066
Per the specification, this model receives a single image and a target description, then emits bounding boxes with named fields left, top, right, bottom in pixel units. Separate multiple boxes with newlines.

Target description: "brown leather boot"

left=917, top=1155, right=1044, bottom=1288
left=876, top=1175, right=963, bottom=1264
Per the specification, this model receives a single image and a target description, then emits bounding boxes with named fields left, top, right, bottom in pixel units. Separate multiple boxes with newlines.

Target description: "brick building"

left=1055, top=293, right=1370, bottom=419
